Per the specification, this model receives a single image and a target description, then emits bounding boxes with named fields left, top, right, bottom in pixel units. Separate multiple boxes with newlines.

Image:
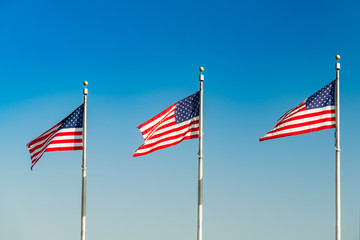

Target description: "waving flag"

left=260, top=80, right=336, bottom=141
left=27, top=104, right=84, bottom=170
left=134, top=92, right=200, bottom=157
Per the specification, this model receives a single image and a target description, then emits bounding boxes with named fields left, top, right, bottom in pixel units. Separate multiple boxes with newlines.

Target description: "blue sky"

left=1, top=0, right=360, bottom=239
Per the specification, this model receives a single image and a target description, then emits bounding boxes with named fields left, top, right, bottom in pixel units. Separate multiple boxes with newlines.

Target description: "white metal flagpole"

left=81, top=81, right=88, bottom=240
left=335, top=55, right=341, bottom=240
left=197, top=67, right=204, bottom=240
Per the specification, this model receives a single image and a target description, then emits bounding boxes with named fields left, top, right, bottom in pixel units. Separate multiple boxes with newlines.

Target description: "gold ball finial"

left=335, top=55, right=340, bottom=61
left=199, top=67, right=204, bottom=72
left=83, top=81, right=88, bottom=86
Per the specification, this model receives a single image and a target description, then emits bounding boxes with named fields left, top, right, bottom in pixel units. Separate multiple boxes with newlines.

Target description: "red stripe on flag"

left=45, top=146, right=83, bottom=152
left=148, top=120, right=199, bottom=140
left=133, top=134, right=199, bottom=157
left=137, top=126, right=200, bottom=150
left=265, top=117, right=335, bottom=135
left=49, top=139, right=83, bottom=144
left=260, top=125, right=335, bottom=141
left=55, top=131, right=83, bottom=137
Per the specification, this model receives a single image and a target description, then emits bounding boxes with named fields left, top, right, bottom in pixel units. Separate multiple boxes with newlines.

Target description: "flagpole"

left=197, top=67, right=204, bottom=240
left=81, top=81, right=88, bottom=240
left=335, top=55, right=341, bottom=240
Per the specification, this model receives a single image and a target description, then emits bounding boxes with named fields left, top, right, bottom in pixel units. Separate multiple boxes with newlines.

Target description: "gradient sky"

left=1, top=0, right=360, bottom=240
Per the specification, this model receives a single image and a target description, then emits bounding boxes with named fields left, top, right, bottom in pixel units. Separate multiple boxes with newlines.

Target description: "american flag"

left=27, top=104, right=84, bottom=170
left=133, top=92, right=200, bottom=157
left=260, top=80, right=336, bottom=141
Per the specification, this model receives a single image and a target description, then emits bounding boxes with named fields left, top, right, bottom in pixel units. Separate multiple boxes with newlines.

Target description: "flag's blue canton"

left=306, top=81, right=335, bottom=110
left=59, top=104, right=84, bottom=129
left=175, top=91, right=200, bottom=124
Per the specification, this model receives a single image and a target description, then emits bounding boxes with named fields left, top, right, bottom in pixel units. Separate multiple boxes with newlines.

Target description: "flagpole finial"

left=199, top=67, right=204, bottom=81
left=335, top=55, right=340, bottom=70
left=83, top=81, right=88, bottom=95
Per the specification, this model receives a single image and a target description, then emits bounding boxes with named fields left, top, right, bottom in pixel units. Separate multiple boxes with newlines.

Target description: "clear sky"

left=1, top=0, right=360, bottom=239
